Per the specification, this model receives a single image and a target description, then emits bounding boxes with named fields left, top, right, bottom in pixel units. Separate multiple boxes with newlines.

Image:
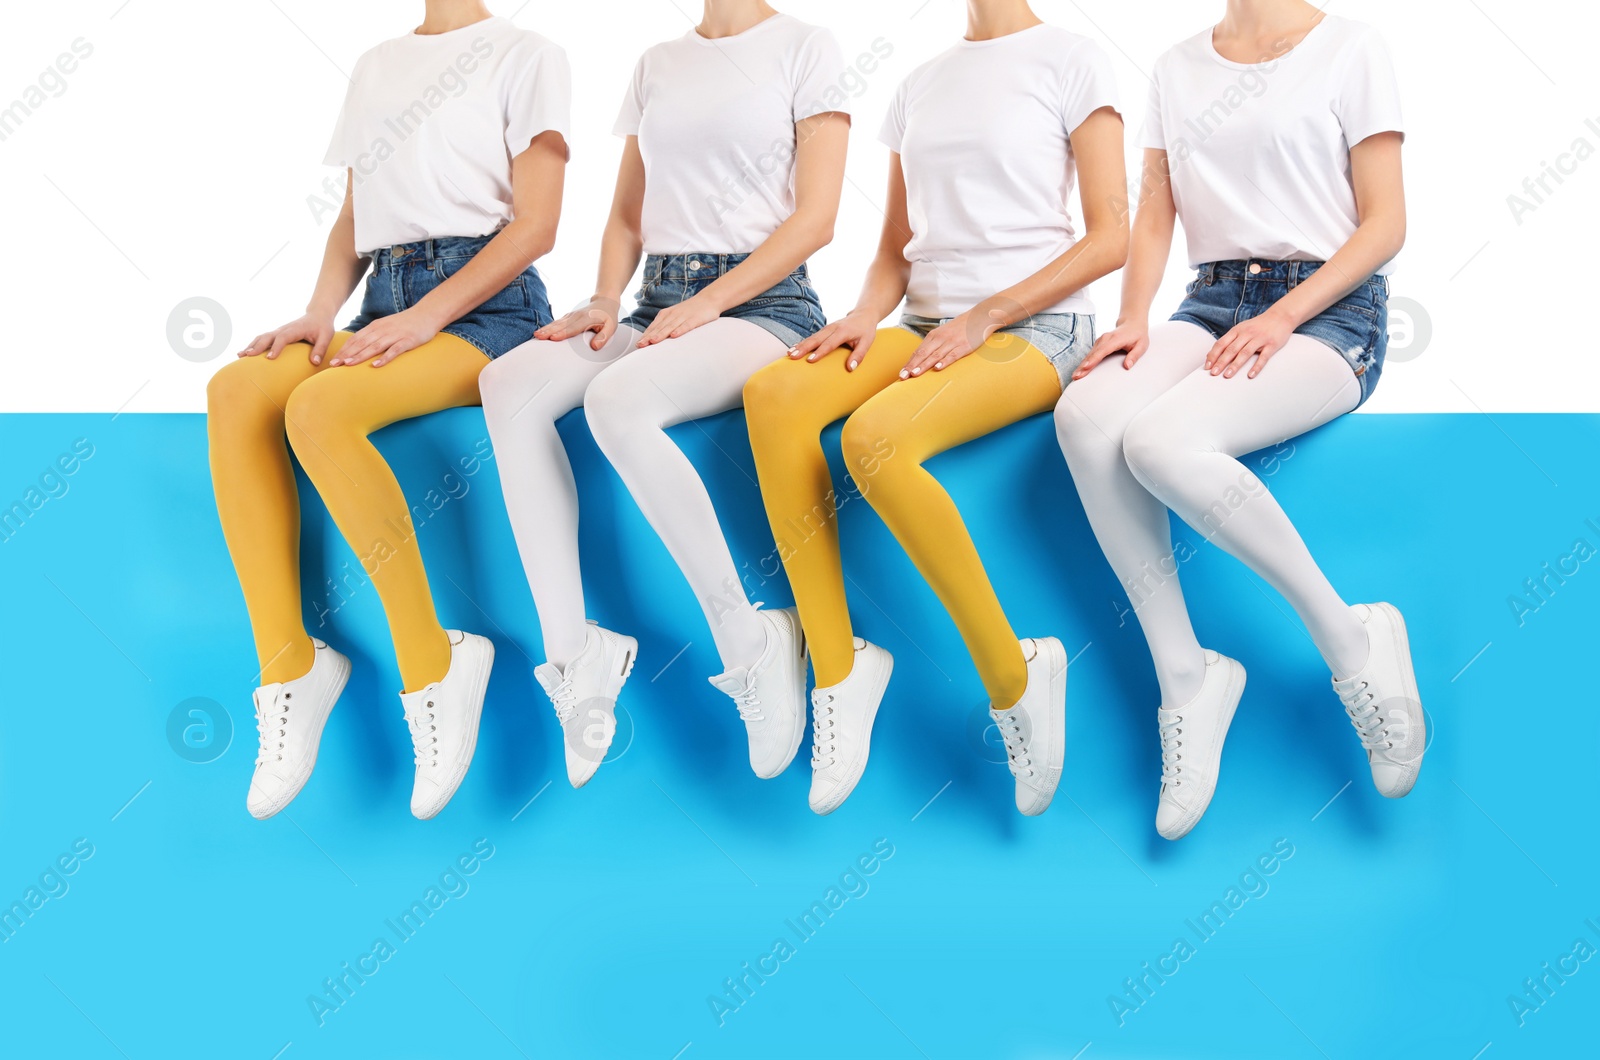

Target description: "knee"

left=840, top=406, right=905, bottom=487
left=283, top=379, right=362, bottom=458
left=476, top=351, right=519, bottom=423
left=741, top=361, right=788, bottom=424
left=581, top=366, right=653, bottom=450
left=206, top=356, right=284, bottom=424
left=1052, top=390, right=1104, bottom=456
left=1120, top=410, right=1185, bottom=488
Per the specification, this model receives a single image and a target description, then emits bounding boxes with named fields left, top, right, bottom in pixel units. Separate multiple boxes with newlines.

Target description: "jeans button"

left=688, top=260, right=701, bottom=272
left=1247, top=262, right=1262, bottom=275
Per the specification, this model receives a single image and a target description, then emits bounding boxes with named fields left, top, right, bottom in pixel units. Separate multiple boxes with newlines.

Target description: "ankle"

left=260, top=636, right=317, bottom=686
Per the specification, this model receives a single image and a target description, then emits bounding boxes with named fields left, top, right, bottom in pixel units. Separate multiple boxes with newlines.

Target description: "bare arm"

left=1204, top=131, right=1405, bottom=377
left=533, top=135, right=648, bottom=349
left=634, top=111, right=851, bottom=348
left=333, top=130, right=569, bottom=367
left=236, top=170, right=367, bottom=363
left=786, top=152, right=914, bottom=370
left=902, top=106, right=1129, bottom=378
left=1070, top=146, right=1179, bottom=378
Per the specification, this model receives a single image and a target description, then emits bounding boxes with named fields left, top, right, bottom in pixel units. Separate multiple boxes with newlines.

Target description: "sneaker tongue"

left=707, top=670, right=750, bottom=696
left=533, top=663, right=564, bottom=695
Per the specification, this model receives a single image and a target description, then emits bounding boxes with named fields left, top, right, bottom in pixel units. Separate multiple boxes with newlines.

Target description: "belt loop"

left=424, top=238, right=436, bottom=266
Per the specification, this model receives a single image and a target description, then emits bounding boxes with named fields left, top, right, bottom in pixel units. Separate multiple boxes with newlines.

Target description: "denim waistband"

left=1196, top=259, right=1327, bottom=286
left=642, top=252, right=809, bottom=284
left=368, top=233, right=497, bottom=267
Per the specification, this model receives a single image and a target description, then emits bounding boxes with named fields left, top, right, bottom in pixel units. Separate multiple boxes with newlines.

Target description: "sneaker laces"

left=1335, top=677, right=1393, bottom=752
left=1157, top=709, right=1187, bottom=787
left=546, top=677, right=579, bottom=724
left=254, top=689, right=292, bottom=767
left=810, top=694, right=837, bottom=769
left=994, top=709, right=1035, bottom=779
left=405, top=697, right=440, bottom=768
left=728, top=681, right=764, bottom=723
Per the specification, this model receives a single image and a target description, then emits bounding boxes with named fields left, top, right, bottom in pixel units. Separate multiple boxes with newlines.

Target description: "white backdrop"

left=2, top=0, right=1595, bottom=413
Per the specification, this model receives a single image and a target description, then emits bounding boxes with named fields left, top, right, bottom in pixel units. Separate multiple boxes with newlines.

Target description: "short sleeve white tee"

left=1140, top=15, right=1404, bottom=271
left=613, top=14, right=852, bottom=255
left=324, top=17, right=572, bottom=254
left=878, top=25, right=1120, bottom=319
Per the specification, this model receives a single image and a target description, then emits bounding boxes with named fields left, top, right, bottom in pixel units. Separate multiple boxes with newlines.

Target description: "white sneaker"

left=708, top=607, right=809, bottom=779
left=1155, top=651, right=1246, bottom=840
left=401, top=630, right=494, bottom=820
left=809, top=639, right=893, bottom=815
left=248, top=639, right=350, bottom=820
left=991, top=637, right=1067, bottom=816
left=1334, top=603, right=1425, bottom=798
left=535, top=621, right=638, bottom=789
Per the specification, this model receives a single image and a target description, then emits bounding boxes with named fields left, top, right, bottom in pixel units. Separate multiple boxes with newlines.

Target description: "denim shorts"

left=897, top=312, right=1095, bottom=389
left=1171, top=260, right=1389, bottom=407
left=623, top=253, right=826, bottom=347
left=346, top=234, right=552, bottom=360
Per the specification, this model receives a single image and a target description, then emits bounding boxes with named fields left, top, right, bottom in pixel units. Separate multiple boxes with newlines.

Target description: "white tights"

left=1054, top=321, right=1370, bottom=706
left=480, top=317, right=787, bottom=671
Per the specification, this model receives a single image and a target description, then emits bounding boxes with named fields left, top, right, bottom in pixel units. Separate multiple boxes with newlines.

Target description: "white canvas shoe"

left=991, top=637, right=1067, bottom=817
left=535, top=621, right=638, bottom=789
left=708, top=607, right=808, bottom=779
left=1334, top=603, right=1425, bottom=798
left=1155, top=651, right=1246, bottom=840
left=401, top=630, right=494, bottom=820
left=248, top=639, right=350, bottom=820
left=809, top=639, right=893, bottom=815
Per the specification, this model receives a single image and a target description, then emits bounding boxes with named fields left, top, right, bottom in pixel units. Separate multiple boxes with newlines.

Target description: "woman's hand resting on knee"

left=238, top=312, right=339, bottom=365
left=535, top=296, right=621, bottom=351
left=328, top=306, right=445, bottom=368
left=1072, top=320, right=1150, bottom=380
left=789, top=309, right=878, bottom=371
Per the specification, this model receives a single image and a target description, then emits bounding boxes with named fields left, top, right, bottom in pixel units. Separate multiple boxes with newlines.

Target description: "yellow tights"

left=207, top=331, right=488, bottom=692
left=744, top=327, right=1061, bottom=709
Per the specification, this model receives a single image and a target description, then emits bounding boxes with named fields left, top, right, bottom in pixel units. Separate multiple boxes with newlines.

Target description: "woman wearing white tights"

left=480, top=1, right=850, bottom=788
left=1055, top=0, right=1424, bottom=839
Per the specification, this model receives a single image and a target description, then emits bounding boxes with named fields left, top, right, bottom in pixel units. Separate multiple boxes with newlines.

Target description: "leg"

left=841, top=330, right=1062, bottom=709
left=582, top=318, right=788, bottom=671
left=283, top=333, right=490, bottom=692
left=207, top=339, right=351, bottom=684
left=742, top=336, right=905, bottom=686
left=1054, top=322, right=1217, bottom=704
left=479, top=327, right=638, bottom=668
left=1121, top=334, right=1367, bottom=676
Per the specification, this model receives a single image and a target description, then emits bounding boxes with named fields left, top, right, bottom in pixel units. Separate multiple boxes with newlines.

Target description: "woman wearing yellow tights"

left=743, top=0, right=1127, bottom=816
left=208, top=1, right=571, bottom=821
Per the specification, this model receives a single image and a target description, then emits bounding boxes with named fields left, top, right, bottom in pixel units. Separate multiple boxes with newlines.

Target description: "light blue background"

left=0, top=410, right=1594, bottom=1059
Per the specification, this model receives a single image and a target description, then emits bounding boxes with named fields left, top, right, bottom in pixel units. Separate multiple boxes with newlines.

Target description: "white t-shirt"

left=614, top=14, right=851, bottom=255
left=879, top=25, right=1120, bottom=319
left=324, top=17, right=571, bottom=254
left=1140, top=15, right=1404, bottom=271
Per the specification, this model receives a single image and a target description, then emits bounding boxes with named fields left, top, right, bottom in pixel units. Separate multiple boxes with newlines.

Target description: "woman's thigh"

left=846, top=335, right=1060, bottom=462
left=1055, top=321, right=1214, bottom=443
left=208, top=333, right=355, bottom=415
left=586, top=317, right=788, bottom=427
left=285, top=331, right=490, bottom=437
left=1128, top=333, right=1362, bottom=458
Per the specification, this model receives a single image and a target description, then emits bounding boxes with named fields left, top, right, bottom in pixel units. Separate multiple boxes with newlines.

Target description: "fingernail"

left=898, top=370, right=908, bottom=379
left=933, top=362, right=943, bottom=370
left=848, top=360, right=858, bottom=371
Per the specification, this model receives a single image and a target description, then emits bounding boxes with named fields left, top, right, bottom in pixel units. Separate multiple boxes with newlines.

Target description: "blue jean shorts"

left=898, top=312, right=1095, bottom=389
left=623, top=253, right=826, bottom=347
left=346, top=234, right=552, bottom=360
left=1171, top=260, right=1389, bottom=406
